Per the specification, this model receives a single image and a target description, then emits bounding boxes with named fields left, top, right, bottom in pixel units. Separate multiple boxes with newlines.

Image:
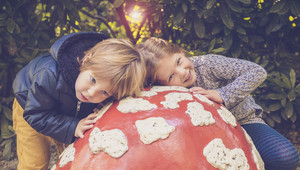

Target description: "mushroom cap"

left=53, top=86, right=264, bottom=170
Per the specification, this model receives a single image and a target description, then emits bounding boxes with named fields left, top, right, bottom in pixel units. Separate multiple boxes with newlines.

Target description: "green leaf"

left=277, top=2, right=290, bottom=15
left=15, top=23, right=20, bottom=34
left=291, top=0, right=300, bottom=17
left=40, top=31, right=50, bottom=41
left=206, top=0, right=217, bottom=9
left=194, top=18, right=205, bottom=38
left=3, top=106, right=12, bottom=121
left=290, top=113, right=297, bottom=123
left=266, top=93, right=286, bottom=100
left=235, top=25, right=246, bottom=35
left=220, top=3, right=234, bottom=29
left=211, top=47, right=226, bottom=53
left=287, top=89, right=296, bottom=101
left=174, top=11, right=185, bottom=25
left=113, top=0, right=124, bottom=8
left=270, top=113, right=281, bottom=124
left=285, top=101, right=294, bottom=118
left=281, top=73, right=292, bottom=89
left=6, top=19, right=15, bottom=34
left=231, top=42, right=241, bottom=58
left=290, top=69, right=296, bottom=88
left=238, top=34, right=248, bottom=43
left=281, top=109, right=288, bottom=121
left=63, top=0, right=73, bottom=10
left=269, top=103, right=282, bottom=112
left=265, top=19, right=283, bottom=35
left=223, top=34, right=233, bottom=50
left=272, top=76, right=285, bottom=87
left=211, top=23, right=223, bottom=35
left=225, top=0, right=242, bottom=13
left=8, top=125, right=14, bottom=133
left=32, top=49, right=39, bottom=58
left=239, top=0, right=251, bottom=5
left=182, top=3, right=188, bottom=13
left=281, top=98, right=286, bottom=107
left=1, top=115, right=14, bottom=139
left=295, top=84, right=300, bottom=94
left=2, top=138, right=13, bottom=161
left=270, top=0, right=287, bottom=13
left=0, top=13, right=7, bottom=20
left=265, top=117, right=275, bottom=127
left=208, top=38, right=216, bottom=53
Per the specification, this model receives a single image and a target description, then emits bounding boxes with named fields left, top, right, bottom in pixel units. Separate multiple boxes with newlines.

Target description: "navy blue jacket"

left=13, top=32, right=109, bottom=144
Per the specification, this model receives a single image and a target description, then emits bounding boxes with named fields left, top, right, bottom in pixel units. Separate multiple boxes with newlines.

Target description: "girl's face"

left=75, top=70, right=112, bottom=103
left=156, top=53, right=196, bottom=87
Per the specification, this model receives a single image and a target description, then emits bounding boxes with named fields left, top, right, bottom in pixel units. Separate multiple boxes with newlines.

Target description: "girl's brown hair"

left=136, top=37, right=186, bottom=86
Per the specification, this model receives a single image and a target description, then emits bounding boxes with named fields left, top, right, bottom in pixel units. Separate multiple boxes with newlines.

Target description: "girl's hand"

left=189, top=87, right=224, bottom=104
left=75, top=113, right=97, bottom=138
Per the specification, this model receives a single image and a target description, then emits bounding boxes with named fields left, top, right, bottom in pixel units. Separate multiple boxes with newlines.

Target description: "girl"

left=12, top=32, right=146, bottom=170
left=137, top=37, right=299, bottom=170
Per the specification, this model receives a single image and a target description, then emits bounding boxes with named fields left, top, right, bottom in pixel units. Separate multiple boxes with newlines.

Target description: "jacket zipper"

left=75, top=101, right=81, bottom=118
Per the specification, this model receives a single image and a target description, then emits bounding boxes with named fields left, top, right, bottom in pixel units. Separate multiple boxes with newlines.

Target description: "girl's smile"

left=156, top=53, right=196, bottom=87
left=184, top=70, right=192, bottom=83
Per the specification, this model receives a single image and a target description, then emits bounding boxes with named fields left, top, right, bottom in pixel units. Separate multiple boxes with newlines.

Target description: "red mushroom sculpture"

left=52, top=86, right=264, bottom=170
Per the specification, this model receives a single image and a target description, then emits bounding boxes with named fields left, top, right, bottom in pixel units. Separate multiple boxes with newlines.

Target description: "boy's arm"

left=23, top=69, right=79, bottom=144
left=199, top=54, right=267, bottom=109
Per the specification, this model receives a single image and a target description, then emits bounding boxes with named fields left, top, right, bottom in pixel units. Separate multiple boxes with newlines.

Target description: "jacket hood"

left=50, top=32, right=110, bottom=88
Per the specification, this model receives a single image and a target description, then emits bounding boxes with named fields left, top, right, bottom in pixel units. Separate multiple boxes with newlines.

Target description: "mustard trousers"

left=12, top=99, right=65, bottom=170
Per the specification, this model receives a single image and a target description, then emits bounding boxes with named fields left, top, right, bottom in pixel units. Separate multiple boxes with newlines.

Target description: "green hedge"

left=0, top=0, right=299, bottom=160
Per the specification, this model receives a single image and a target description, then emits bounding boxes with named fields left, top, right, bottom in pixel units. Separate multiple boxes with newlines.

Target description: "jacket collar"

left=49, top=32, right=110, bottom=88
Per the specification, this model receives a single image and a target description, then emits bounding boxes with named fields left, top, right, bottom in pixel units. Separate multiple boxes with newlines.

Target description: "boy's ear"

left=82, top=53, right=92, bottom=66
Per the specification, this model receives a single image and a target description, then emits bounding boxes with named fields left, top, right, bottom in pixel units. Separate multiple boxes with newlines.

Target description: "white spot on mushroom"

left=203, top=138, right=250, bottom=170
left=50, top=164, right=56, bottom=170
left=151, top=86, right=189, bottom=92
left=161, top=92, right=193, bottom=109
left=117, top=97, right=157, bottom=113
left=89, top=127, right=128, bottom=158
left=193, top=94, right=215, bottom=106
left=241, top=128, right=265, bottom=170
left=140, top=86, right=189, bottom=97
left=140, top=90, right=158, bottom=97
left=217, top=106, right=237, bottom=127
left=185, top=101, right=215, bottom=126
left=135, top=117, right=175, bottom=144
left=59, top=143, right=75, bottom=167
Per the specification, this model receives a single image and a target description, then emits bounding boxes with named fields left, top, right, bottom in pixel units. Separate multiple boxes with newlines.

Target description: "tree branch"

left=115, top=6, right=135, bottom=43
left=79, top=9, right=117, bottom=38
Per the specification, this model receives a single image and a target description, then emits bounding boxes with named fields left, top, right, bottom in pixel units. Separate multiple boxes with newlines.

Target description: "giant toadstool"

left=52, top=86, right=264, bottom=170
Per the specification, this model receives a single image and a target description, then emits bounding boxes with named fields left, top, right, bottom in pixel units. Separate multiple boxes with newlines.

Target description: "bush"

left=1, top=0, right=299, bottom=160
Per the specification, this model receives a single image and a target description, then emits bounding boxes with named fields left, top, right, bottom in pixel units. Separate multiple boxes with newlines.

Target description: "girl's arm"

left=194, top=54, right=267, bottom=109
left=23, top=68, right=80, bottom=144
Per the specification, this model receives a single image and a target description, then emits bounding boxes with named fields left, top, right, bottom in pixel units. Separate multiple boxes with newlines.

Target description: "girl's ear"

left=81, top=53, right=92, bottom=66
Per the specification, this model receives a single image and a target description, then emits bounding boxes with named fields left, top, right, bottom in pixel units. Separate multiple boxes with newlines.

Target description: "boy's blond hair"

left=80, top=38, right=146, bottom=100
left=136, top=37, right=185, bottom=86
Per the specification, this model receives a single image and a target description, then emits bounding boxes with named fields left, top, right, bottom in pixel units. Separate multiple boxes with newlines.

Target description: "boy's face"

left=75, top=70, right=112, bottom=103
left=156, top=53, right=196, bottom=87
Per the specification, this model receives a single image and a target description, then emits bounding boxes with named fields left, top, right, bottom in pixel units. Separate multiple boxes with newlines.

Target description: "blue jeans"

left=242, top=123, right=299, bottom=170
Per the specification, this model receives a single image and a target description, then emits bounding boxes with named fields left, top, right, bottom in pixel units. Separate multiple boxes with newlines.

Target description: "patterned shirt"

left=190, top=54, right=267, bottom=125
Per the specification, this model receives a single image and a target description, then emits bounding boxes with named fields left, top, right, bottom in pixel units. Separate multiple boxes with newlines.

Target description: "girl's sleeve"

left=203, top=54, right=267, bottom=110
left=23, top=68, right=79, bottom=144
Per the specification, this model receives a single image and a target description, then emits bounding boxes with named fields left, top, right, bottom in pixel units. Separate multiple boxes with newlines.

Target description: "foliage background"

left=0, top=0, right=300, bottom=160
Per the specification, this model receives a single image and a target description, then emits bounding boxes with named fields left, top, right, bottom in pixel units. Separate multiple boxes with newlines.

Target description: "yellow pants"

left=12, top=99, right=65, bottom=170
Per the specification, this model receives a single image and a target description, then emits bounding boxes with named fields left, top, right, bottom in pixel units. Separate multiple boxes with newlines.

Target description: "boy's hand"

left=189, top=87, right=223, bottom=104
left=75, top=113, right=97, bottom=138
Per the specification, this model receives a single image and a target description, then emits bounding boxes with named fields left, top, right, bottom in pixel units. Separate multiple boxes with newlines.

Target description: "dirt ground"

left=1, top=126, right=300, bottom=170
